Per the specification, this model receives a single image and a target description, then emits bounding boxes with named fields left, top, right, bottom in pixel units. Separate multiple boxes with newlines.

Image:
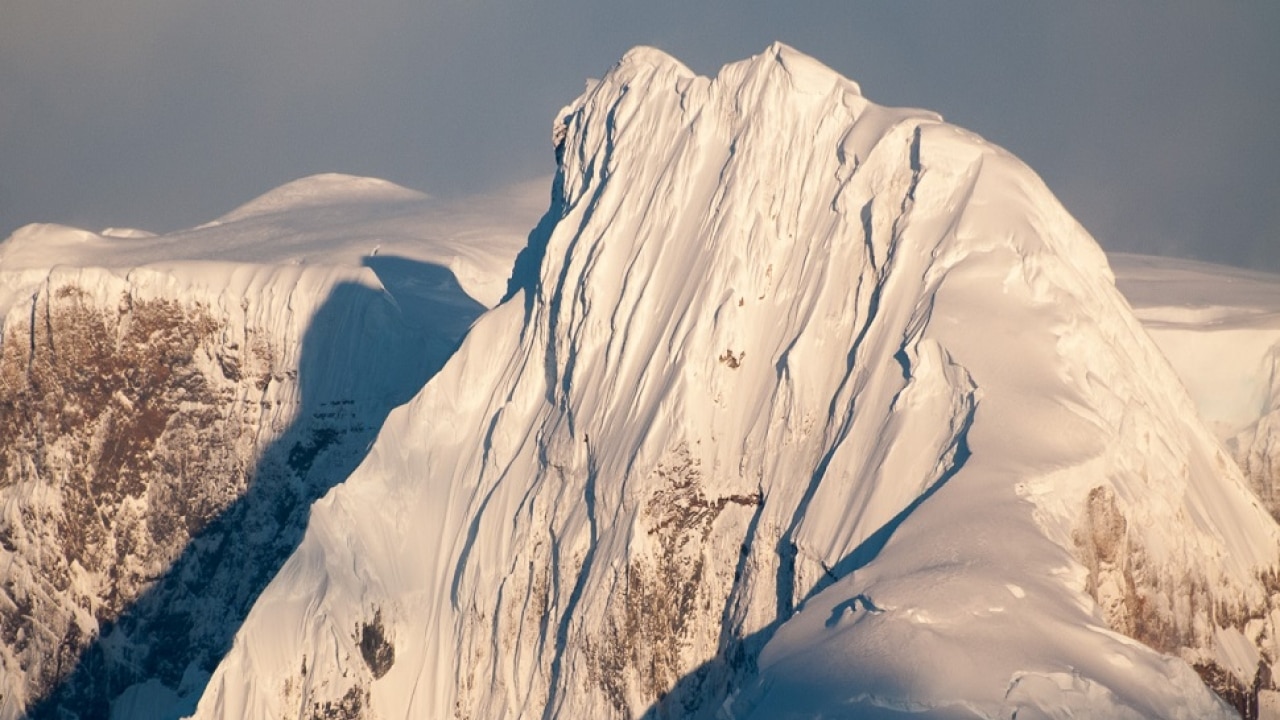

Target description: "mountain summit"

left=180, top=44, right=1280, bottom=718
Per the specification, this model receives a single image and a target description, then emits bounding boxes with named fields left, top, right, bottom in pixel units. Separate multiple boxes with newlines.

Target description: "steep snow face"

left=1113, top=254, right=1280, bottom=519
left=197, top=44, right=1280, bottom=719
left=0, top=178, right=533, bottom=718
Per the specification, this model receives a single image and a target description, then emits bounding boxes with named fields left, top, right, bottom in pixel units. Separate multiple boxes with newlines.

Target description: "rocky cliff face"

left=2, top=274, right=279, bottom=715
left=192, top=45, right=1280, bottom=720
left=0, top=260, right=486, bottom=718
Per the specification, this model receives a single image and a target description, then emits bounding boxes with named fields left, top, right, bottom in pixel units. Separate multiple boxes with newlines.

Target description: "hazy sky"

left=2, top=4, right=1277, bottom=270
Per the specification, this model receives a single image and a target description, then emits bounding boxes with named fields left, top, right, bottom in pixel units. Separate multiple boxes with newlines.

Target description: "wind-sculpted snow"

left=186, top=44, right=1280, bottom=718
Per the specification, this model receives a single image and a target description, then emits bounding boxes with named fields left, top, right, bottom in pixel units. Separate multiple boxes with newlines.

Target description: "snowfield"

left=0, top=172, right=545, bottom=312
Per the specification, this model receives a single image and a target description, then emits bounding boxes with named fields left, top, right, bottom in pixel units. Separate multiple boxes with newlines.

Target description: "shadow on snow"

left=27, top=256, right=484, bottom=719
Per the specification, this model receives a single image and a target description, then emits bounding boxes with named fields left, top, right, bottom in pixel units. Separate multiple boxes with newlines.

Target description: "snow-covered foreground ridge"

left=195, top=44, right=1280, bottom=719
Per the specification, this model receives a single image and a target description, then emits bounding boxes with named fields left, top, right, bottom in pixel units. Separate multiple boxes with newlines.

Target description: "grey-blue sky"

left=2, top=3, right=1277, bottom=269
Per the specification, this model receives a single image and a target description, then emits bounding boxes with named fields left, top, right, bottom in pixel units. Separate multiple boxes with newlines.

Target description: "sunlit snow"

left=5, top=43, right=1280, bottom=720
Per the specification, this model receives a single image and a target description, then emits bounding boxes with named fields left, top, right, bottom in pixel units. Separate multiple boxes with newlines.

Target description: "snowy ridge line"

left=0, top=172, right=544, bottom=310
left=193, top=43, right=1280, bottom=719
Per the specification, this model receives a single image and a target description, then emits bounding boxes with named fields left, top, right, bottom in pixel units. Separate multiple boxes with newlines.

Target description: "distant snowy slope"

left=196, top=45, right=1280, bottom=720
left=0, top=172, right=544, bottom=309
left=0, top=176, right=534, bottom=718
left=1113, top=253, right=1280, bottom=517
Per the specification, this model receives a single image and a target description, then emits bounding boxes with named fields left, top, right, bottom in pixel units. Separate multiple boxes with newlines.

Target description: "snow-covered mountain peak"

left=610, top=42, right=853, bottom=98
left=743, top=41, right=862, bottom=96
left=210, top=172, right=427, bottom=225
left=557, top=43, right=877, bottom=213
left=0, top=222, right=100, bottom=255
left=614, top=45, right=693, bottom=76
left=195, top=46, right=1280, bottom=719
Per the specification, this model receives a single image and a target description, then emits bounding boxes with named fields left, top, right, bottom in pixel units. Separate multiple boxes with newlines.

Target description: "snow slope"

left=1112, top=254, right=1280, bottom=519
left=0, top=176, right=535, bottom=718
left=195, top=45, right=1280, bottom=719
